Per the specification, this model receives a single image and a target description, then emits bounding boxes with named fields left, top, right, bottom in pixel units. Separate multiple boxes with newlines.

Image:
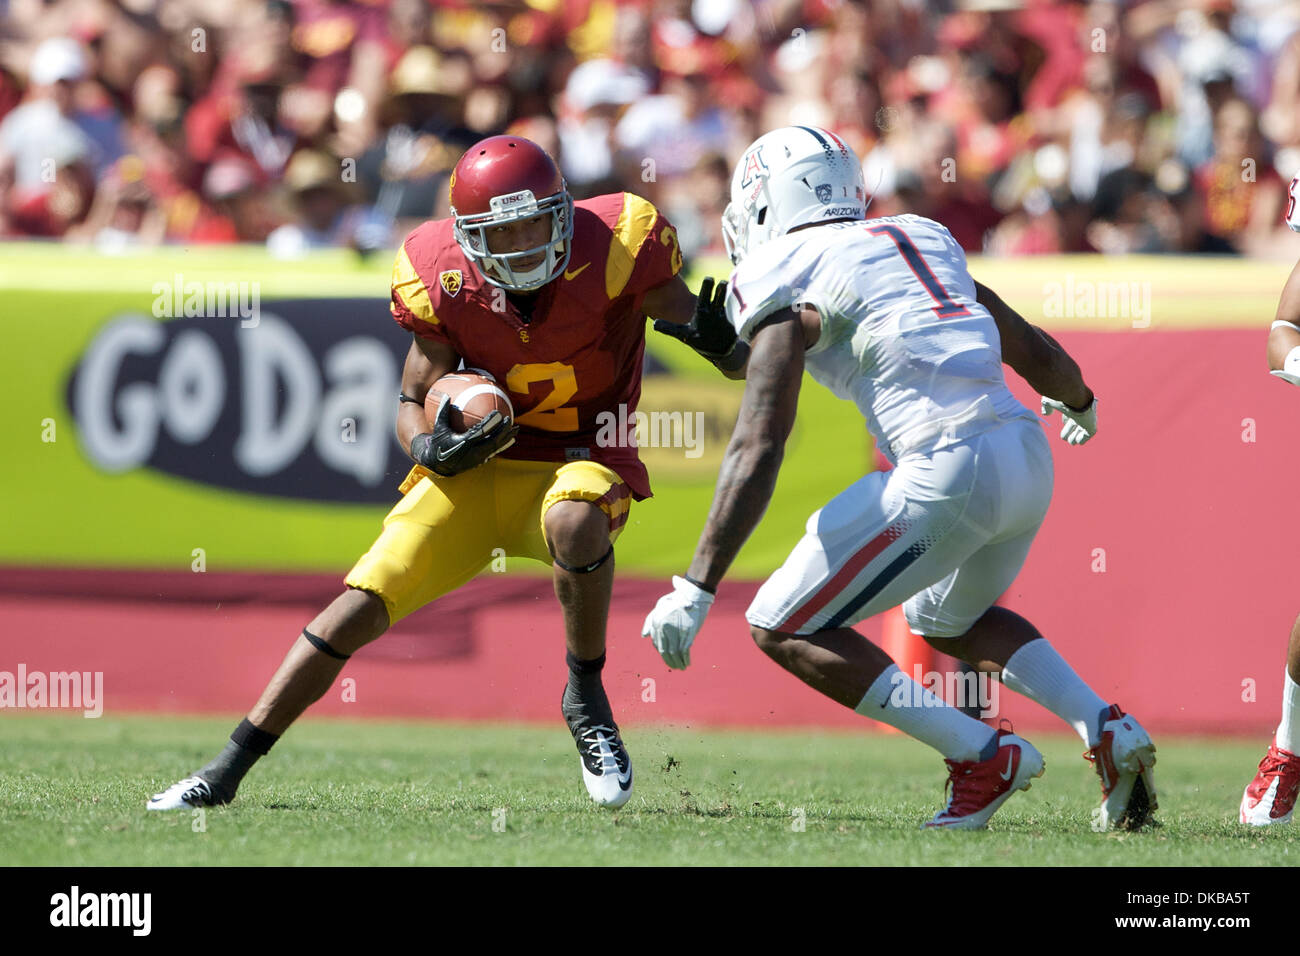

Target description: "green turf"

left=0, top=713, right=1293, bottom=866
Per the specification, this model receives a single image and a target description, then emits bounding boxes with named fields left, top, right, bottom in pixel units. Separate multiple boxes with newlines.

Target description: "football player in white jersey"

left=1239, top=172, right=1300, bottom=826
left=644, top=125, right=1158, bottom=830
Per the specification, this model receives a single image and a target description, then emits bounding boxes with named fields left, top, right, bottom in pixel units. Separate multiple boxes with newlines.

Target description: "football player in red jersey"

left=147, top=136, right=746, bottom=811
left=1240, top=173, right=1300, bottom=826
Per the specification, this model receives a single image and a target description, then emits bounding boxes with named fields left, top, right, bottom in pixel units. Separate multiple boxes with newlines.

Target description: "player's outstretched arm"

left=645, top=275, right=750, bottom=379
left=642, top=311, right=804, bottom=668
left=975, top=279, right=1098, bottom=444
left=1267, top=258, right=1300, bottom=386
left=975, top=280, right=1092, bottom=408
left=685, top=312, right=804, bottom=588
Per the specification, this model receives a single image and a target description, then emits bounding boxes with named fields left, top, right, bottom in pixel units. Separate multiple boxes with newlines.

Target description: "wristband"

left=1271, top=320, right=1300, bottom=334
left=682, top=574, right=716, bottom=595
left=1285, top=345, right=1300, bottom=376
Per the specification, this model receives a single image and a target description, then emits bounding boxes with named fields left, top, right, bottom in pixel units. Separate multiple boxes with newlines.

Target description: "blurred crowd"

left=2, top=0, right=1299, bottom=260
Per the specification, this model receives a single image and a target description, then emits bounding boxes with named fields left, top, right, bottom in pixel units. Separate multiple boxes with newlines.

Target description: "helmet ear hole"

left=756, top=206, right=767, bottom=225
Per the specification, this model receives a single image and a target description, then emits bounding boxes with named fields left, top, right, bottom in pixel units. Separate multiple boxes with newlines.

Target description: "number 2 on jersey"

left=866, top=223, right=971, bottom=319
left=505, top=362, right=579, bottom=431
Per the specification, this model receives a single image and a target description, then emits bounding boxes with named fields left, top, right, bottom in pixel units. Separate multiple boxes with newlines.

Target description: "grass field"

left=1, top=713, right=1295, bottom=867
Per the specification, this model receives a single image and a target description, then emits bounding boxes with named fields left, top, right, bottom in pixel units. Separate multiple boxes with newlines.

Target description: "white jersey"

left=725, top=214, right=1036, bottom=463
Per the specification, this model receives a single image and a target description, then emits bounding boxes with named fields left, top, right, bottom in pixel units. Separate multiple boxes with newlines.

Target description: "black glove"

left=410, top=397, right=517, bottom=477
left=654, top=277, right=747, bottom=372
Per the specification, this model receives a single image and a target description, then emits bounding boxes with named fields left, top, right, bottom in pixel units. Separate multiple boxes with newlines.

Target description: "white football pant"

left=746, top=418, right=1054, bottom=639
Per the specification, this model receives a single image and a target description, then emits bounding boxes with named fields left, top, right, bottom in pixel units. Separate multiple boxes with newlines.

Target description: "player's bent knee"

left=545, top=499, right=611, bottom=567
left=750, top=624, right=785, bottom=655
left=306, top=588, right=390, bottom=657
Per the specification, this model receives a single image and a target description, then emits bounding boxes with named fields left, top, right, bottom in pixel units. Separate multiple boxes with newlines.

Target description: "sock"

left=1276, top=669, right=1300, bottom=754
left=854, top=665, right=997, bottom=762
left=196, top=718, right=279, bottom=799
left=1001, top=639, right=1109, bottom=747
left=561, top=652, right=612, bottom=724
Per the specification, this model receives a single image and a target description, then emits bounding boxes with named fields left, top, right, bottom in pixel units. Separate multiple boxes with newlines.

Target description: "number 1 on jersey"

left=866, top=223, right=971, bottom=319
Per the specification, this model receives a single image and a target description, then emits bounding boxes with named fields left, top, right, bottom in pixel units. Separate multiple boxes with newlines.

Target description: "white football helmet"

left=722, top=126, right=868, bottom=265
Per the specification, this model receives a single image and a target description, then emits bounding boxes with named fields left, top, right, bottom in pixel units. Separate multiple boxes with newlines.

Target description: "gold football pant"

left=345, top=458, right=632, bottom=624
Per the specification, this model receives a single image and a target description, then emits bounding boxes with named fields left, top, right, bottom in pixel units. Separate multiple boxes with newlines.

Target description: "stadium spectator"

left=198, top=154, right=279, bottom=243
left=0, top=39, right=93, bottom=200
left=352, top=46, right=476, bottom=244
left=557, top=57, right=650, bottom=193
left=266, top=148, right=364, bottom=256
left=65, top=153, right=167, bottom=250
left=1193, top=96, right=1286, bottom=255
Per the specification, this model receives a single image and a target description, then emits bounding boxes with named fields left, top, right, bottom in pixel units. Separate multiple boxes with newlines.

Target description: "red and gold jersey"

left=389, top=192, right=683, bottom=499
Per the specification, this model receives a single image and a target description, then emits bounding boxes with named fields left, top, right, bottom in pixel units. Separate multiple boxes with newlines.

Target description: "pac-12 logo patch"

left=815, top=183, right=832, bottom=203
left=740, top=147, right=768, bottom=188
left=439, top=270, right=463, bottom=297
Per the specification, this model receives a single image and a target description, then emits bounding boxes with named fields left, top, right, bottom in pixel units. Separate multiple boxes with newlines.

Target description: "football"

left=425, top=370, right=514, bottom=431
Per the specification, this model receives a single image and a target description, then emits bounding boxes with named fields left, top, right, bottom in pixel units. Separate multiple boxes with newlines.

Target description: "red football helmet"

left=449, top=135, right=574, bottom=292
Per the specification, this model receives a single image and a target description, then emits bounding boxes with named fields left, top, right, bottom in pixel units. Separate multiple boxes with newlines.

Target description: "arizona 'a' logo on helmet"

left=448, top=136, right=574, bottom=292
left=740, top=147, right=768, bottom=189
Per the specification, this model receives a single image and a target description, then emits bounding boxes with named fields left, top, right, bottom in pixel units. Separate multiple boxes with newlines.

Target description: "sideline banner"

left=0, top=245, right=867, bottom=575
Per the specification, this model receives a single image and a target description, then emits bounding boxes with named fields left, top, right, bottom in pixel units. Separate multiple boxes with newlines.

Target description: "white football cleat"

left=925, top=728, right=1045, bottom=830
left=146, top=775, right=227, bottom=811
left=1086, top=704, right=1158, bottom=830
left=570, top=723, right=633, bottom=808
left=1240, top=739, right=1299, bottom=826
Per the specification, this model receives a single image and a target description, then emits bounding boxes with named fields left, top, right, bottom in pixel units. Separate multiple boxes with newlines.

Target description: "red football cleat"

left=925, top=727, right=1045, bottom=830
left=1085, top=703, right=1158, bottom=831
left=1240, top=739, right=1300, bottom=826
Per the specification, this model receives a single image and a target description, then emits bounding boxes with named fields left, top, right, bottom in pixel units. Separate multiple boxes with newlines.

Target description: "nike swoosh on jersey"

left=564, top=262, right=590, bottom=281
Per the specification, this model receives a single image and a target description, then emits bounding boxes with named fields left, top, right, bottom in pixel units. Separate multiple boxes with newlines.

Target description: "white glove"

left=642, top=575, right=715, bottom=670
left=1041, top=396, right=1098, bottom=445
left=1271, top=346, right=1300, bottom=386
